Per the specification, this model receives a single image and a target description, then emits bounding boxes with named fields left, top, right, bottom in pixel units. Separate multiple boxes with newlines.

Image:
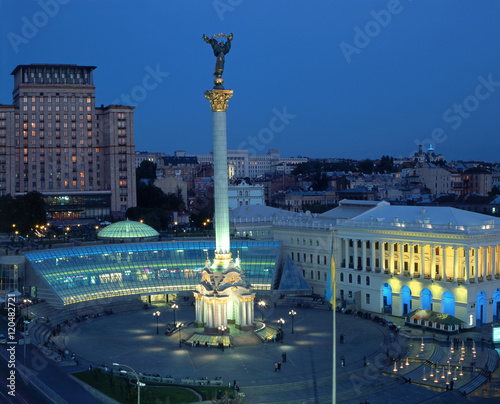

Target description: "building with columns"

left=230, top=200, right=500, bottom=328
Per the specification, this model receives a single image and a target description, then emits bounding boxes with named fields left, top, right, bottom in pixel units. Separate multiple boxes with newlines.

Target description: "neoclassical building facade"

left=230, top=200, right=500, bottom=328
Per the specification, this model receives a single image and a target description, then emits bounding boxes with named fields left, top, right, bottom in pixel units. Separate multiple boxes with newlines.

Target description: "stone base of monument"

left=235, top=323, right=256, bottom=331
left=203, top=326, right=232, bottom=335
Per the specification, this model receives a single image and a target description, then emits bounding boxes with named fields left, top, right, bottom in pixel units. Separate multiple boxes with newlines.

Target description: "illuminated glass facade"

left=25, top=241, right=281, bottom=307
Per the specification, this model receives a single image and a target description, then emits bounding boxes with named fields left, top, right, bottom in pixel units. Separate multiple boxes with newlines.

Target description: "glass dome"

left=98, top=219, right=159, bottom=240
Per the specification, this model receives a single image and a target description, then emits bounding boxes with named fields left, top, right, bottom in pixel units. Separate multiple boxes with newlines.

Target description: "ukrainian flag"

left=325, top=242, right=335, bottom=305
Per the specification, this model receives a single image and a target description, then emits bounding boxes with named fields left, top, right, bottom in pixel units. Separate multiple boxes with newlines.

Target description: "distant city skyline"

left=1, top=1, right=500, bottom=161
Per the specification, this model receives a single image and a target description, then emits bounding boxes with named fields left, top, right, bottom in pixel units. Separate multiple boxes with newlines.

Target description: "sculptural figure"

left=203, top=33, right=233, bottom=79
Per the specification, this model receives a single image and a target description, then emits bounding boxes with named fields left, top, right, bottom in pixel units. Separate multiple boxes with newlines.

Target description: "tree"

left=378, top=155, right=394, bottom=173
left=358, top=159, right=374, bottom=174
left=0, top=194, right=15, bottom=232
left=14, top=192, right=46, bottom=234
left=136, top=160, right=157, bottom=180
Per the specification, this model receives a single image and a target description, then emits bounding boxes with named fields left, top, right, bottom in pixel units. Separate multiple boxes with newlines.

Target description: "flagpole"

left=331, top=236, right=336, bottom=404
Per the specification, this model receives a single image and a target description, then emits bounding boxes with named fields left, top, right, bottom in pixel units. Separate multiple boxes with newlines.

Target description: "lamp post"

left=177, top=322, right=184, bottom=348
left=23, top=299, right=31, bottom=320
left=113, top=362, right=144, bottom=404
left=218, top=325, right=226, bottom=349
left=153, top=311, right=160, bottom=335
left=172, top=303, right=178, bottom=325
left=258, top=301, right=266, bottom=322
left=289, top=310, right=296, bottom=334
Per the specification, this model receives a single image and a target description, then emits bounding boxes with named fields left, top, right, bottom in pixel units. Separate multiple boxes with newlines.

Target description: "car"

left=0, top=334, right=6, bottom=344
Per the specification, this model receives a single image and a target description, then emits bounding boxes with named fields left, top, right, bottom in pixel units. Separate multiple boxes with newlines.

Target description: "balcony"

left=457, top=278, right=465, bottom=285
left=424, top=274, right=431, bottom=280
left=478, top=276, right=483, bottom=282
left=446, top=276, right=454, bottom=282
left=403, top=271, right=410, bottom=277
left=496, top=274, right=500, bottom=279
left=375, top=268, right=381, bottom=273
left=487, top=275, right=492, bottom=281
left=434, top=275, right=442, bottom=281
left=384, top=269, right=390, bottom=275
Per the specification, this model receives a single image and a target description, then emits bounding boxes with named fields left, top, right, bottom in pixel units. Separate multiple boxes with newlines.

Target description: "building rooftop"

left=11, top=64, right=97, bottom=75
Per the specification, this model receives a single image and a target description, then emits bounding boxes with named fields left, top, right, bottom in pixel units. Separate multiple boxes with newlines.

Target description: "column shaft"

left=212, top=111, right=230, bottom=255
left=410, top=244, right=414, bottom=277
left=344, top=238, right=349, bottom=268
left=452, top=247, right=457, bottom=282
left=362, top=241, right=367, bottom=271
left=353, top=240, right=358, bottom=269
left=371, top=240, right=376, bottom=271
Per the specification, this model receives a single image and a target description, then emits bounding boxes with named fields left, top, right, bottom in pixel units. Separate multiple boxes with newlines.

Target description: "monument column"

left=205, top=88, right=234, bottom=268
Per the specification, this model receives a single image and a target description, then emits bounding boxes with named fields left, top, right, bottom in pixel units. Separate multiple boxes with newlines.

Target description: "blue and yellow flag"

left=325, top=240, right=335, bottom=305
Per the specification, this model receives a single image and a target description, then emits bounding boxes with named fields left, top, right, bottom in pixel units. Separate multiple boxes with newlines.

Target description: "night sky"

left=1, top=0, right=500, bottom=162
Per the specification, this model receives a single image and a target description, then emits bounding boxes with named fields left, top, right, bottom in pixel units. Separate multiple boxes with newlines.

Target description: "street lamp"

left=23, top=299, right=31, bottom=320
left=153, top=311, right=160, bottom=335
left=218, top=325, right=227, bottom=349
left=289, top=310, right=296, bottom=334
left=172, top=303, right=178, bottom=324
left=177, top=322, right=184, bottom=348
left=258, top=301, right=266, bottom=322
left=278, top=318, right=285, bottom=343
left=112, top=362, right=144, bottom=404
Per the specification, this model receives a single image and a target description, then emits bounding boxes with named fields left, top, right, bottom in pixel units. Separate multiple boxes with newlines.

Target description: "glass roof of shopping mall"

left=98, top=219, right=159, bottom=239
left=25, top=241, right=281, bottom=307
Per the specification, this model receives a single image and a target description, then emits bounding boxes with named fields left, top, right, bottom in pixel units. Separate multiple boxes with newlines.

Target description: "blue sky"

left=1, top=0, right=500, bottom=162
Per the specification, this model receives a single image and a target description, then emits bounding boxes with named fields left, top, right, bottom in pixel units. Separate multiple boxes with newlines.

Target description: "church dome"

left=98, top=219, right=159, bottom=241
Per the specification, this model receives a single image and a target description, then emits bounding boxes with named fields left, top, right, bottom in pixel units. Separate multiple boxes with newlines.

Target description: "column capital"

left=204, top=89, right=234, bottom=112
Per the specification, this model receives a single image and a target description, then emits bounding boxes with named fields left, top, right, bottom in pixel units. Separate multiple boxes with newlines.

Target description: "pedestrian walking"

left=450, top=380, right=454, bottom=391
left=282, top=352, right=287, bottom=363
left=363, top=356, right=367, bottom=367
left=274, top=362, right=278, bottom=372
left=278, top=361, right=281, bottom=371
left=341, top=356, right=345, bottom=367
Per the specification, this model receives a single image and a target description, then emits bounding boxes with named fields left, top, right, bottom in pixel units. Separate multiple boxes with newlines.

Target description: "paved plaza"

left=43, top=302, right=499, bottom=404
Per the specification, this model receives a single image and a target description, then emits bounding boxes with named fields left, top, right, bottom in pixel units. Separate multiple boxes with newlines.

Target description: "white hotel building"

left=230, top=200, right=500, bottom=328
